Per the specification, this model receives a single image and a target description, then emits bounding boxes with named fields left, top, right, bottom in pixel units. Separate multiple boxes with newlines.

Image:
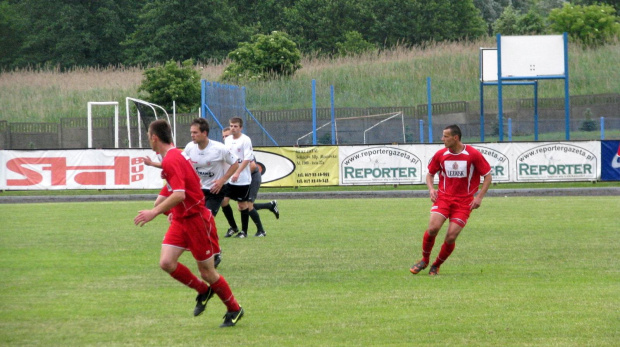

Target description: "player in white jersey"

left=221, top=117, right=267, bottom=238
left=185, top=118, right=239, bottom=217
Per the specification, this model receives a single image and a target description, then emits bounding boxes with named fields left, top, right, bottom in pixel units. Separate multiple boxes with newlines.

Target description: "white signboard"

left=500, top=35, right=565, bottom=78
left=339, top=146, right=424, bottom=185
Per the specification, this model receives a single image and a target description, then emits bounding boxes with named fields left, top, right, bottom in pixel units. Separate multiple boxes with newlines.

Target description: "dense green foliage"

left=138, top=59, right=201, bottom=112
left=220, top=31, right=302, bottom=83
left=549, top=3, right=620, bottom=46
left=3, top=0, right=616, bottom=70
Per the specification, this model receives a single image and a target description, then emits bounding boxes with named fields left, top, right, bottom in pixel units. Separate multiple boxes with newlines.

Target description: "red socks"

left=421, top=230, right=436, bottom=263
left=211, top=275, right=240, bottom=312
left=170, top=263, right=210, bottom=294
left=432, top=242, right=456, bottom=267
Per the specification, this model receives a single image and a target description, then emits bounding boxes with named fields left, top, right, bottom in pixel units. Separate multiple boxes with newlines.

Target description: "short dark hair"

left=149, top=119, right=173, bottom=144
left=191, top=118, right=209, bottom=135
left=444, top=124, right=462, bottom=141
left=229, top=117, right=243, bottom=127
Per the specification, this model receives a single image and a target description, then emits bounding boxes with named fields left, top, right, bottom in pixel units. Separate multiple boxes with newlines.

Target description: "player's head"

left=442, top=124, right=462, bottom=149
left=229, top=117, right=243, bottom=137
left=190, top=118, right=209, bottom=144
left=148, top=120, right=173, bottom=147
left=222, top=126, right=231, bottom=141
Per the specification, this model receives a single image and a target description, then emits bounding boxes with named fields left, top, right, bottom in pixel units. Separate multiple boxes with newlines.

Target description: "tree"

left=0, top=1, right=25, bottom=69
left=336, top=31, right=377, bottom=57
left=548, top=3, right=620, bottom=47
left=138, top=59, right=201, bottom=112
left=10, top=0, right=138, bottom=69
left=493, top=5, right=521, bottom=35
left=123, top=0, right=250, bottom=65
left=220, top=31, right=302, bottom=83
left=282, top=0, right=365, bottom=54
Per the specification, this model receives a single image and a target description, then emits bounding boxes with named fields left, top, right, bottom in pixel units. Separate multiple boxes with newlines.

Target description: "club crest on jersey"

left=445, top=160, right=467, bottom=177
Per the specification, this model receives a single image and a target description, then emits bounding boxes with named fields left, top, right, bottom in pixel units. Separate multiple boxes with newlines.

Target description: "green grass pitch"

left=1, top=196, right=618, bottom=346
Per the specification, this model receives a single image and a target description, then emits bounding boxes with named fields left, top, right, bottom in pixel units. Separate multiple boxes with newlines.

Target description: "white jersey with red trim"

left=184, top=140, right=238, bottom=190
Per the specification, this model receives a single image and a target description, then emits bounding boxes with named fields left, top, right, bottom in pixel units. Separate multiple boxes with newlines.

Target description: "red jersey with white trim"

left=428, top=145, right=492, bottom=198
left=160, top=148, right=207, bottom=219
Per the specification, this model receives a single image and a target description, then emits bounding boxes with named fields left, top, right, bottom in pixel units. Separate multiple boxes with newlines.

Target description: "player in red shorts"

left=410, top=124, right=492, bottom=276
left=134, top=119, right=243, bottom=327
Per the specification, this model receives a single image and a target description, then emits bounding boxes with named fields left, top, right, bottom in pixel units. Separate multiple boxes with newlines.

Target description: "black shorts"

left=202, top=185, right=228, bottom=216
left=248, top=169, right=262, bottom=202
left=225, top=183, right=251, bottom=202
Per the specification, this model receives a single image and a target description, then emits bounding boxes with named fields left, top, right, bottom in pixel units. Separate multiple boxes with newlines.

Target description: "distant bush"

left=549, top=3, right=620, bottom=47
left=336, top=31, right=377, bottom=57
left=579, top=108, right=597, bottom=131
left=221, top=31, right=302, bottom=83
left=138, top=59, right=200, bottom=112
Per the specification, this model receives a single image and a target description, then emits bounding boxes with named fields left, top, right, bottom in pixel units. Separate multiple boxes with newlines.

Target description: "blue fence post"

left=508, top=118, right=512, bottom=141
left=419, top=119, right=424, bottom=143
left=330, top=85, right=336, bottom=145
left=480, top=81, right=485, bottom=142
left=601, top=117, right=605, bottom=140
left=427, top=77, right=433, bottom=143
left=312, top=79, right=317, bottom=145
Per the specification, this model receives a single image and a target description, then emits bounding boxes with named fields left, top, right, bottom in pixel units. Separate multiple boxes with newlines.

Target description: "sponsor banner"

left=472, top=144, right=510, bottom=181
left=255, top=146, right=339, bottom=187
left=0, top=149, right=163, bottom=190
left=601, top=140, right=620, bottom=181
left=339, top=145, right=424, bottom=185
left=514, top=142, right=600, bottom=181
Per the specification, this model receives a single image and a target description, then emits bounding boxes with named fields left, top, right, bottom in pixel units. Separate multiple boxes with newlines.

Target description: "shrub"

left=548, top=3, right=620, bottom=47
left=336, top=31, right=377, bottom=57
left=579, top=108, right=597, bottom=131
left=138, top=59, right=201, bottom=112
left=221, top=31, right=302, bottom=83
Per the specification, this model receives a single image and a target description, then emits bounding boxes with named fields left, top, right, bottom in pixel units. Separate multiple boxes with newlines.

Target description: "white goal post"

left=87, top=101, right=119, bottom=148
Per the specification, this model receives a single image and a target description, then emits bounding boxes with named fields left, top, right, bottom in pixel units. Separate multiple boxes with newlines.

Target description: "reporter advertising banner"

left=514, top=142, right=600, bottom=181
left=255, top=146, right=339, bottom=187
left=472, top=144, right=510, bottom=182
left=0, top=149, right=163, bottom=190
left=601, top=140, right=620, bottom=181
left=339, top=145, right=424, bottom=185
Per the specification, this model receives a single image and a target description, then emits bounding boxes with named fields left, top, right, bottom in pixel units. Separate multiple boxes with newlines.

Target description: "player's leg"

left=246, top=175, right=267, bottom=236
left=192, top=211, right=243, bottom=326
left=410, top=212, right=446, bottom=274
left=221, top=192, right=239, bottom=237
left=254, top=200, right=279, bottom=219
left=429, top=198, right=471, bottom=275
left=160, top=244, right=212, bottom=315
left=429, top=222, right=463, bottom=275
left=236, top=200, right=250, bottom=238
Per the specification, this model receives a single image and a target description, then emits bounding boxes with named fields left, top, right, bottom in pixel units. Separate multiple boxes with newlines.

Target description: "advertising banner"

left=0, top=149, right=163, bottom=190
left=472, top=143, right=511, bottom=182
left=339, top=145, right=426, bottom=185
left=601, top=140, right=620, bottom=181
left=513, top=142, right=600, bottom=181
left=255, top=146, right=339, bottom=187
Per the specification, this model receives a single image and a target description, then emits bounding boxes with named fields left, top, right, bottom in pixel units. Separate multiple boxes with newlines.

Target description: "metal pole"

left=563, top=32, right=570, bottom=140
left=497, top=34, right=504, bottom=142
left=426, top=77, right=432, bottom=143
left=312, top=79, right=317, bottom=145
left=480, top=81, right=485, bottom=142
left=331, top=85, right=335, bottom=145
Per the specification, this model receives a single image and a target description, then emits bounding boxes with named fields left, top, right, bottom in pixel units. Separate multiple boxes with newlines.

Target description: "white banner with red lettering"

left=0, top=150, right=164, bottom=190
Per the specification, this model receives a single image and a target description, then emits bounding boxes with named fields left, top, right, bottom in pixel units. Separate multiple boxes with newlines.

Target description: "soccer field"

left=1, top=196, right=618, bottom=346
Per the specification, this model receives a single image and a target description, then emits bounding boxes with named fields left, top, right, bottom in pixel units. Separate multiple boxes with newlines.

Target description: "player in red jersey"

left=134, top=120, right=243, bottom=327
left=410, top=124, right=492, bottom=276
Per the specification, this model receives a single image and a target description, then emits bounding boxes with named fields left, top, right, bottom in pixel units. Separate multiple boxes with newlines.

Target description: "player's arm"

left=426, top=172, right=438, bottom=203
left=471, top=173, right=492, bottom=210
left=143, top=156, right=162, bottom=169
left=212, top=161, right=239, bottom=194
left=135, top=191, right=185, bottom=227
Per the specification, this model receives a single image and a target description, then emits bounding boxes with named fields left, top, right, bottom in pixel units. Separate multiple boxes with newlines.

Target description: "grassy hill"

left=0, top=38, right=619, bottom=123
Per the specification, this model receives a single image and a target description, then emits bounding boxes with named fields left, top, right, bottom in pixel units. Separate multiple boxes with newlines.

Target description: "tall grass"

left=0, top=39, right=618, bottom=122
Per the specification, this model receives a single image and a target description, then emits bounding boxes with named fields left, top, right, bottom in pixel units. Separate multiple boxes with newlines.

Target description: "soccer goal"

left=125, top=97, right=176, bottom=148
left=87, top=101, right=119, bottom=148
left=335, top=112, right=405, bottom=145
